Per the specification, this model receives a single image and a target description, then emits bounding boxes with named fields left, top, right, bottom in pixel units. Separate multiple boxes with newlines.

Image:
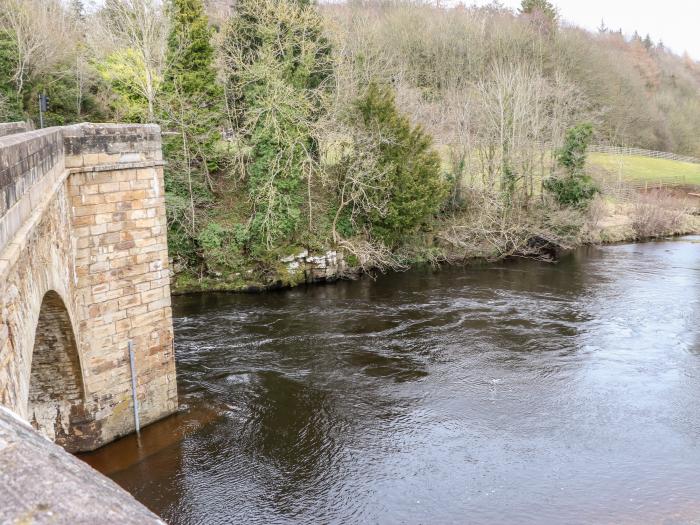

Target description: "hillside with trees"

left=1, top=0, right=698, bottom=290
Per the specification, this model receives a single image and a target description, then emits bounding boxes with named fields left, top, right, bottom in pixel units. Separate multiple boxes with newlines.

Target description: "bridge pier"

left=0, top=123, right=177, bottom=452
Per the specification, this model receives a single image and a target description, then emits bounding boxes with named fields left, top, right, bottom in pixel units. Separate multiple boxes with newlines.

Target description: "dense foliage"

left=545, top=124, right=598, bottom=206
left=0, top=0, right=698, bottom=285
left=0, top=31, right=22, bottom=120
left=351, top=84, right=446, bottom=246
left=221, top=0, right=332, bottom=253
left=161, top=0, right=224, bottom=268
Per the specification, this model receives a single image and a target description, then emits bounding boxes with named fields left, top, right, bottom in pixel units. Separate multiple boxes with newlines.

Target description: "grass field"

left=588, top=153, right=700, bottom=186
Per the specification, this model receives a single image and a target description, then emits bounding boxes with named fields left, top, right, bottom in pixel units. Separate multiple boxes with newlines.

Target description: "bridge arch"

left=28, top=291, right=90, bottom=452
left=0, top=123, right=177, bottom=452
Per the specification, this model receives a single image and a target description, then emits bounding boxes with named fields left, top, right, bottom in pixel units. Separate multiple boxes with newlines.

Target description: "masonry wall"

left=0, top=128, right=64, bottom=248
left=0, top=177, right=76, bottom=423
left=67, top=125, right=176, bottom=445
left=0, top=123, right=177, bottom=452
left=0, top=405, right=163, bottom=524
left=0, top=122, right=29, bottom=138
left=28, top=291, right=87, bottom=450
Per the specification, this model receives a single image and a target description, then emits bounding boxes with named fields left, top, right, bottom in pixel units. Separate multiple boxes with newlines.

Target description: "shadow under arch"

left=28, top=291, right=95, bottom=452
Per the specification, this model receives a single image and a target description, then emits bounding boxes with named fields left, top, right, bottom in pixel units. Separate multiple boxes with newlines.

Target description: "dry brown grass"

left=631, top=190, right=689, bottom=239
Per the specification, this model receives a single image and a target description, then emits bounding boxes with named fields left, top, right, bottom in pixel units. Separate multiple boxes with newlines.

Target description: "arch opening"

left=28, top=291, right=92, bottom=452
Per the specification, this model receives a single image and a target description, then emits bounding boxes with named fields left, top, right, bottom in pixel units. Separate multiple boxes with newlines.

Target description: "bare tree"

left=90, top=0, right=168, bottom=120
left=0, top=0, right=77, bottom=96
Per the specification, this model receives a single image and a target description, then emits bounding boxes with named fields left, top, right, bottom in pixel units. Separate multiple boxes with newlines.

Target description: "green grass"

left=588, top=153, right=700, bottom=186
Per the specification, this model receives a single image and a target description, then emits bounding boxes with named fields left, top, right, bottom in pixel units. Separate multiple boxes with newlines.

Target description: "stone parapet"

left=0, top=128, right=65, bottom=219
left=0, top=121, right=30, bottom=138
left=0, top=124, right=164, bottom=252
left=0, top=122, right=177, bottom=453
left=0, top=405, right=163, bottom=524
left=64, top=123, right=163, bottom=169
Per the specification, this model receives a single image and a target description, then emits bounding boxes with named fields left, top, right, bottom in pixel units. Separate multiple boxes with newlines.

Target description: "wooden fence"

left=589, top=145, right=700, bottom=165
left=595, top=173, right=697, bottom=204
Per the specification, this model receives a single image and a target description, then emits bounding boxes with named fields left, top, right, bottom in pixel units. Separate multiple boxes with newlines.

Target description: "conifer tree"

left=519, top=0, right=558, bottom=36
left=161, top=0, right=223, bottom=267
left=352, top=84, right=446, bottom=246
left=163, top=0, right=219, bottom=100
left=519, top=0, right=558, bottom=21
left=0, top=31, right=22, bottom=120
left=544, top=123, right=598, bottom=206
left=221, top=0, right=333, bottom=251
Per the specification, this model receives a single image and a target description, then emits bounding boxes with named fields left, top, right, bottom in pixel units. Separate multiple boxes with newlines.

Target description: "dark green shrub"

left=555, top=123, right=594, bottom=175
left=352, top=83, right=447, bottom=246
left=545, top=123, right=598, bottom=207
left=0, top=31, right=22, bottom=121
left=543, top=175, right=598, bottom=206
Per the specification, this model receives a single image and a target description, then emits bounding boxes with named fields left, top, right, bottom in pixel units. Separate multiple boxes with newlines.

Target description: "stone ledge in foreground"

left=0, top=406, right=163, bottom=525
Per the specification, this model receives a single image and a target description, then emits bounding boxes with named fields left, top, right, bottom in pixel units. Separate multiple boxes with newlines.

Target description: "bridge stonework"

left=0, top=123, right=177, bottom=452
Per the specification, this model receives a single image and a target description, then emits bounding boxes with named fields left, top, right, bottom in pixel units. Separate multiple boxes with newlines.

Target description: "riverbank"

left=88, top=236, right=700, bottom=525
left=170, top=190, right=700, bottom=295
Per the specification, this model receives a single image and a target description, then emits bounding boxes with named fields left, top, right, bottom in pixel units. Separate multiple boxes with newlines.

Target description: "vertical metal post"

left=38, top=95, right=44, bottom=129
left=128, top=341, right=141, bottom=434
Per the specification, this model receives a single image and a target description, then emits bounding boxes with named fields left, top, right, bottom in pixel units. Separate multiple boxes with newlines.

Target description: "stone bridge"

left=0, top=122, right=177, bottom=453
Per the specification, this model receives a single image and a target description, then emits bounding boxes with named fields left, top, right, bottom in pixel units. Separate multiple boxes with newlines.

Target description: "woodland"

left=2, top=0, right=698, bottom=289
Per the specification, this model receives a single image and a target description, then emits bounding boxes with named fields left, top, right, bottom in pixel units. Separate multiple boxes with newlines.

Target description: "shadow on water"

left=82, top=236, right=700, bottom=525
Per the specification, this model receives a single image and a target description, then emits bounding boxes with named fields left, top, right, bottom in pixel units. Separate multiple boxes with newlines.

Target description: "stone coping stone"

left=0, top=405, right=164, bottom=524
left=0, top=122, right=30, bottom=138
left=0, top=123, right=162, bottom=218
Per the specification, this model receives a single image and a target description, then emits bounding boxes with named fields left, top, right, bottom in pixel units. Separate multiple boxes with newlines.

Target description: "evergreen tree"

left=161, top=0, right=224, bottom=268
left=519, top=0, right=558, bottom=22
left=221, top=0, right=333, bottom=251
left=69, top=0, right=85, bottom=21
left=163, top=0, right=219, bottom=100
left=0, top=30, right=22, bottom=120
left=544, top=123, right=598, bottom=207
left=519, top=0, right=558, bottom=35
left=352, top=84, right=446, bottom=246
left=556, top=123, right=594, bottom=175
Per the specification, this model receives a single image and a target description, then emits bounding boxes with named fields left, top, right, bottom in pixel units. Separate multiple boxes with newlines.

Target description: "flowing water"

left=83, top=236, right=700, bottom=525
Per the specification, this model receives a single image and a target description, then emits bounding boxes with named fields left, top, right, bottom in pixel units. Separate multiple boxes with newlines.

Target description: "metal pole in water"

left=38, top=95, right=44, bottom=129
left=128, top=341, right=140, bottom=434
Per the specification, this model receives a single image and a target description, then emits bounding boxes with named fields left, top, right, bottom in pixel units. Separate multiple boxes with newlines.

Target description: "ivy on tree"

left=545, top=123, right=598, bottom=206
left=161, top=0, right=224, bottom=268
left=221, top=0, right=333, bottom=252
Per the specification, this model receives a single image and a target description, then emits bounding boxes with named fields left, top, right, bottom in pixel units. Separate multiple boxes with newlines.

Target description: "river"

left=82, top=236, right=700, bottom=525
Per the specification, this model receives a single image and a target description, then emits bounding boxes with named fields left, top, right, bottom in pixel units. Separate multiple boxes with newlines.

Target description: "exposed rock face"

left=0, top=405, right=163, bottom=524
left=281, top=249, right=349, bottom=283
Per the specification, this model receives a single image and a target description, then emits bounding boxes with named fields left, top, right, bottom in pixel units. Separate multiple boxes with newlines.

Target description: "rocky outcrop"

left=281, top=249, right=350, bottom=283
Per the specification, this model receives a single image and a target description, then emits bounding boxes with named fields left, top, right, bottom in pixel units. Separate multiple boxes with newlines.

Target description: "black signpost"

left=38, top=93, right=49, bottom=128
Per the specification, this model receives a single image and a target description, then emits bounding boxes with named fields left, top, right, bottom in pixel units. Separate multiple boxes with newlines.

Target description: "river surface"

left=83, top=236, right=700, bottom=525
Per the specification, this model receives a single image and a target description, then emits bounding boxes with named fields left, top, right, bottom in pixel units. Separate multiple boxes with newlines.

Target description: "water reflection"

left=82, top=236, right=700, bottom=525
